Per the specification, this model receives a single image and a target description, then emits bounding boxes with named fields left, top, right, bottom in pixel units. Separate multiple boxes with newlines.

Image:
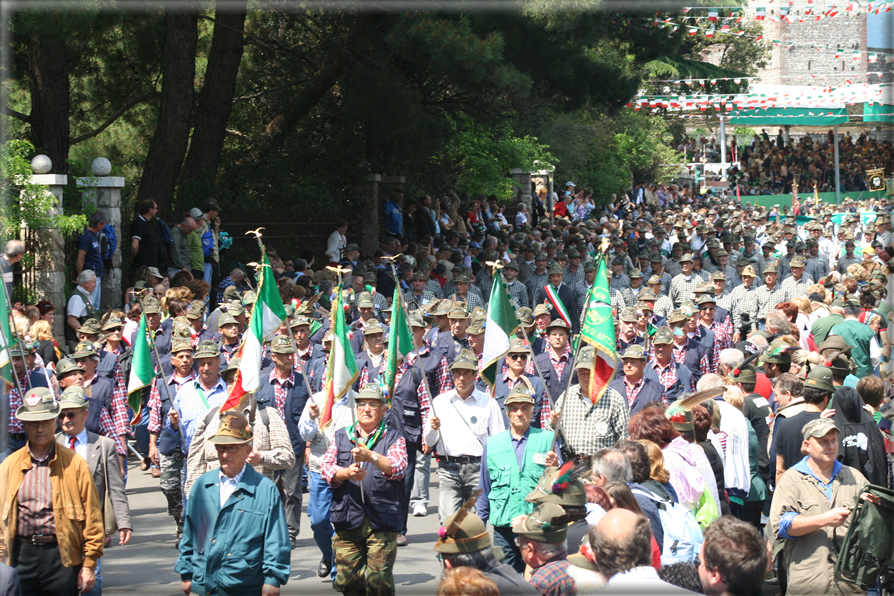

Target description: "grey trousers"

left=409, top=450, right=431, bottom=508
left=280, top=450, right=305, bottom=539
left=437, top=460, right=481, bottom=525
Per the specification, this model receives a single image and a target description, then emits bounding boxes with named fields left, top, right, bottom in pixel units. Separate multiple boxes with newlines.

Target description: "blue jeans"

left=83, top=557, right=102, bottom=595
left=492, top=526, right=524, bottom=573
left=1, top=436, right=27, bottom=462
left=133, top=406, right=150, bottom=457
left=90, top=277, right=102, bottom=309
left=308, top=470, right=336, bottom=579
left=203, top=262, right=213, bottom=284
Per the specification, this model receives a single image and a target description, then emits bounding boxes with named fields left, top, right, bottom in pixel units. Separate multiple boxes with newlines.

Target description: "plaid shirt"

left=85, top=376, right=129, bottom=455
left=727, top=283, right=759, bottom=333
left=563, top=265, right=585, bottom=287
left=699, top=321, right=732, bottom=372
left=504, top=280, right=530, bottom=310
left=6, top=376, right=30, bottom=435
left=647, top=359, right=678, bottom=402
left=621, top=286, right=645, bottom=308
left=105, top=370, right=131, bottom=440
left=525, top=271, right=550, bottom=305
left=403, top=289, right=438, bottom=310
left=624, top=376, right=647, bottom=409
left=781, top=275, right=813, bottom=302
left=670, top=273, right=701, bottom=308
left=424, top=279, right=444, bottom=300
left=476, top=270, right=494, bottom=302
left=450, top=292, right=483, bottom=311
left=805, top=255, right=830, bottom=282
left=547, top=384, right=629, bottom=455
left=268, top=369, right=297, bottom=415
left=652, top=295, right=674, bottom=319
left=147, top=371, right=197, bottom=434
left=530, top=559, right=576, bottom=596
left=754, top=283, right=788, bottom=321
left=609, top=273, right=630, bottom=292
left=548, top=349, right=571, bottom=382
left=320, top=433, right=408, bottom=487
left=673, top=340, right=711, bottom=376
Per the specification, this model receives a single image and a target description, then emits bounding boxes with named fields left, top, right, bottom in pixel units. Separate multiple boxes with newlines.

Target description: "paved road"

left=102, top=457, right=445, bottom=595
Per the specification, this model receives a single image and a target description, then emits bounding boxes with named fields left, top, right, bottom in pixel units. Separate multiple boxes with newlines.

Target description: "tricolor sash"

left=544, top=285, right=571, bottom=327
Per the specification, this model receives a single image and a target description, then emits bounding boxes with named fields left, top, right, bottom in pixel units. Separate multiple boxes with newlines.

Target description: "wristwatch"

left=371, top=453, right=379, bottom=463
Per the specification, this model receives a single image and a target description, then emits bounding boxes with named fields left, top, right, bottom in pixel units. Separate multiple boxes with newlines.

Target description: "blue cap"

left=469, top=242, right=481, bottom=249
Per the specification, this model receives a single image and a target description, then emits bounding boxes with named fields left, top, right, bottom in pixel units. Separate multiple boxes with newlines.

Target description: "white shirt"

left=64, top=428, right=89, bottom=461
left=603, top=566, right=698, bottom=594
left=423, top=388, right=505, bottom=457
left=219, top=463, right=247, bottom=508
left=67, top=291, right=89, bottom=318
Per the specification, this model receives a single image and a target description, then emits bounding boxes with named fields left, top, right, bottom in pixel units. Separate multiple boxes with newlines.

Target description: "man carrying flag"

left=297, top=281, right=359, bottom=581
left=546, top=256, right=629, bottom=459
left=535, top=262, right=580, bottom=333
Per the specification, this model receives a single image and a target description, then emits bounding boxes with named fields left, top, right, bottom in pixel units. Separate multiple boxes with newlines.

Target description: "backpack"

left=201, top=228, right=214, bottom=259
left=832, top=483, right=894, bottom=590
left=632, top=487, right=704, bottom=565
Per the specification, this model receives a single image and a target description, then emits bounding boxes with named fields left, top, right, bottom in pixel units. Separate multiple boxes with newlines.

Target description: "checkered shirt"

left=504, top=280, right=530, bottom=310
left=448, top=291, right=483, bottom=311
left=410, top=346, right=454, bottom=395
left=548, top=349, right=571, bottom=381
left=220, top=342, right=239, bottom=364
left=525, top=271, right=550, bottom=305
left=805, top=256, right=829, bottom=284
left=652, top=295, right=674, bottom=320
left=563, top=265, right=585, bottom=287
left=548, top=384, right=629, bottom=455
left=444, top=282, right=483, bottom=303
left=476, top=271, right=494, bottom=301
left=672, top=341, right=711, bottom=376
left=621, top=286, right=645, bottom=308
left=424, top=280, right=444, bottom=300
left=724, top=265, right=742, bottom=289
left=148, top=371, right=197, bottom=434
left=609, top=273, right=630, bottom=292
left=647, top=359, right=680, bottom=402
left=754, top=283, right=788, bottom=322
left=92, top=375, right=130, bottom=447
left=651, top=271, right=672, bottom=297
left=268, top=369, right=297, bottom=415
left=669, top=273, right=702, bottom=308
left=403, top=289, right=438, bottom=310
left=624, top=376, right=647, bottom=409
left=700, top=321, right=732, bottom=372
left=781, top=275, right=813, bottom=303
left=321, top=433, right=408, bottom=486
left=6, top=376, right=30, bottom=435
left=530, top=559, right=576, bottom=596
left=727, top=283, right=759, bottom=333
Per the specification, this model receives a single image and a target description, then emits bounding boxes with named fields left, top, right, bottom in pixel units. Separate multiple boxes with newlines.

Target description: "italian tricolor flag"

left=126, top=313, right=155, bottom=425
left=0, top=281, right=14, bottom=391
left=320, top=286, right=359, bottom=428
left=222, top=254, right=287, bottom=412
left=480, top=273, right=520, bottom=389
left=579, top=256, right=619, bottom=406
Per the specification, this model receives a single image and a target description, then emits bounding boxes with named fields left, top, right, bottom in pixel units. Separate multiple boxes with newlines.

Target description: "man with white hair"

left=1, top=239, right=24, bottom=299
left=695, top=373, right=752, bottom=505
left=66, top=270, right=99, bottom=351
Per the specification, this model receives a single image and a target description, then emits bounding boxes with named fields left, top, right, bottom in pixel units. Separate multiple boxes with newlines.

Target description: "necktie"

left=69, top=436, right=77, bottom=451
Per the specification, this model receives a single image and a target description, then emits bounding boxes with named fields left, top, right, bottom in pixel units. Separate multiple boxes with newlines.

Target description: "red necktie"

left=69, top=436, right=77, bottom=451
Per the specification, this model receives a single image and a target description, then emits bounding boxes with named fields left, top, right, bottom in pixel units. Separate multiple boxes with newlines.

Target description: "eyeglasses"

left=507, top=353, right=527, bottom=360
left=60, top=411, right=82, bottom=420
left=356, top=402, right=382, bottom=411
left=214, top=444, right=242, bottom=453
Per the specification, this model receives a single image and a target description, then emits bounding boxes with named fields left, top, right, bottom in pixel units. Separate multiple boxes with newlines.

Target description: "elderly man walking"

left=0, top=388, right=104, bottom=595
left=176, top=410, right=290, bottom=596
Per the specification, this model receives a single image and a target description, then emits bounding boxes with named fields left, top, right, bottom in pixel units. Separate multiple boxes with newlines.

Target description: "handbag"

left=101, top=442, right=118, bottom=536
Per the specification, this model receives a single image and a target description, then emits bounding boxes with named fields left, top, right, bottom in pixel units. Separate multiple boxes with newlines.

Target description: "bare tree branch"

left=1, top=105, right=30, bottom=123
left=233, top=81, right=301, bottom=103
left=70, top=91, right=160, bottom=145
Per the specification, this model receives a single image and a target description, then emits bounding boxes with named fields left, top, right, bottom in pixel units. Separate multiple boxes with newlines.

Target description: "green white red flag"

left=222, top=254, right=287, bottom=412
left=0, top=283, right=14, bottom=391
left=126, top=313, right=155, bottom=424
left=382, top=287, right=414, bottom=402
left=579, top=255, right=619, bottom=405
left=481, top=272, right=520, bottom=389
left=320, top=286, right=359, bottom=428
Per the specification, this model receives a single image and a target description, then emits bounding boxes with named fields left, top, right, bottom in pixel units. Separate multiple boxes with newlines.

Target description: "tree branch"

left=233, top=81, right=301, bottom=103
left=1, top=104, right=30, bottom=123
left=70, top=91, right=160, bottom=145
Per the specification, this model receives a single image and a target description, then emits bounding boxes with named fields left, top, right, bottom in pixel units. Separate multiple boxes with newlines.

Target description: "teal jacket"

left=482, top=427, right=554, bottom=528
left=176, top=464, right=290, bottom=595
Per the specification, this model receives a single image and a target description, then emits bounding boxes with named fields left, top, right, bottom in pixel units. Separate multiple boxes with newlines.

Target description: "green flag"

left=481, top=272, right=520, bottom=389
left=126, top=313, right=155, bottom=425
left=580, top=255, right=619, bottom=405
left=0, top=282, right=13, bottom=388
left=383, top=288, right=415, bottom=401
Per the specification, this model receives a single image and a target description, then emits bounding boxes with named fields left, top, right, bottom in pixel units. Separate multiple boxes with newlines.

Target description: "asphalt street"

left=101, top=456, right=446, bottom=595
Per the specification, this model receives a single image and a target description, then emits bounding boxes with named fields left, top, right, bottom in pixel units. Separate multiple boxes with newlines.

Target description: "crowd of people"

left=677, top=129, right=894, bottom=197
left=1, top=177, right=894, bottom=596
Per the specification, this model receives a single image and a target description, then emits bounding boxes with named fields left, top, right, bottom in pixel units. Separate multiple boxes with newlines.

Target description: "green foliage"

left=0, top=140, right=87, bottom=239
left=439, top=114, right=556, bottom=200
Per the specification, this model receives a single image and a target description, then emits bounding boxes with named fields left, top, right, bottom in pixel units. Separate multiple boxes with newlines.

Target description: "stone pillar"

left=353, top=174, right=380, bottom=256
left=510, top=169, right=533, bottom=213
left=27, top=155, right=67, bottom=340
left=76, top=158, right=125, bottom=310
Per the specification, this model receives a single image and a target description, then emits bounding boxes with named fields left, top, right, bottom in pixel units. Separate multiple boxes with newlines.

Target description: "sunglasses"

left=60, top=411, right=83, bottom=420
left=507, top=353, right=527, bottom=360
left=700, top=307, right=715, bottom=312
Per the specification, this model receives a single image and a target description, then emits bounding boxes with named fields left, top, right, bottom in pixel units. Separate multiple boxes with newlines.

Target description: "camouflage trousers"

left=333, top=519, right=397, bottom=596
left=159, top=451, right=184, bottom=529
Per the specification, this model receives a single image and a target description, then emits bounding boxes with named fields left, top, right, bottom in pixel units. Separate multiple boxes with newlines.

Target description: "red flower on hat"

left=670, top=412, right=686, bottom=424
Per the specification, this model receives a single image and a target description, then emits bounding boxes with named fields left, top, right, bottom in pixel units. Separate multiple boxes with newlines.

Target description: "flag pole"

left=2, top=279, right=32, bottom=393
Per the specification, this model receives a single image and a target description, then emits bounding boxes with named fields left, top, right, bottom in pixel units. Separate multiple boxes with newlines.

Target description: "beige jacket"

left=769, top=463, right=867, bottom=596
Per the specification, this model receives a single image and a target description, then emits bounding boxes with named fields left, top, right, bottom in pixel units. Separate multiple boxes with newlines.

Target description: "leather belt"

left=22, top=535, right=57, bottom=546
left=439, top=455, right=481, bottom=464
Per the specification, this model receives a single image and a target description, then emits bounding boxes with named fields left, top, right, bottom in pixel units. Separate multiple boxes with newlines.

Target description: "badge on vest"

left=532, top=453, right=545, bottom=465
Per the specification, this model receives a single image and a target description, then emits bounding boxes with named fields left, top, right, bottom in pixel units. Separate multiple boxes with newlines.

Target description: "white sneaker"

left=412, top=503, right=428, bottom=517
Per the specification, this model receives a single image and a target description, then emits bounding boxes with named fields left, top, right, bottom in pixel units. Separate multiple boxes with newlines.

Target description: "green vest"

left=830, top=319, right=877, bottom=378
left=487, top=427, right=554, bottom=528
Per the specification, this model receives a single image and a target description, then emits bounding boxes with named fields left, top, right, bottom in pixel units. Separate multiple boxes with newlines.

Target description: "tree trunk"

left=136, top=3, right=199, bottom=215
left=179, top=1, right=247, bottom=194
left=27, top=32, right=70, bottom=175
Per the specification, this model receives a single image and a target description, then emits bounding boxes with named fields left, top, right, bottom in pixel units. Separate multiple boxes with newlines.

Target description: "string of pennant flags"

left=646, top=71, right=893, bottom=86
left=674, top=2, right=893, bottom=22
left=627, top=85, right=889, bottom=111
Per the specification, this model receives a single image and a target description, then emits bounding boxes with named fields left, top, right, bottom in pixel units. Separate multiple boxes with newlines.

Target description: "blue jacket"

left=176, top=464, right=290, bottom=596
